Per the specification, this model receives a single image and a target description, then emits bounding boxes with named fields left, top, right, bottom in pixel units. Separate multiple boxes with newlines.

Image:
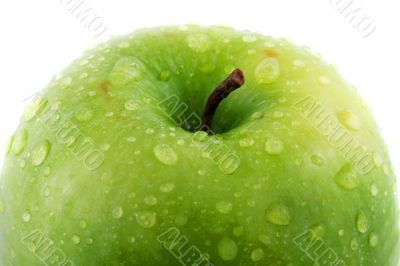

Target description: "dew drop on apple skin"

left=31, top=140, right=51, bottom=166
left=4, top=136, right=14, bottom=155
left=157, top=70, right=171, bottom=81
left=23, top=98, right=48, bottom=122
left=251, top=112, right=264, bottom=121
left=216, top=200, right=233, bottom=214
left=264, top=202, right=291, bottom=226
left=72, top=235, right=81, bottom=245
left=144, top=195, right=158, bottom=206
left=350, top=238, right=359, bottom=250
left=60, top=77, right=72, bottom=89
left=109, top=57, right=144, bottom=88
left=124, top=100, right=140, bottom=111
left=334, top=164, right=360, bottom=190
left=338, top=110, right=361, bottom=131
left=251, top=248, right=264, bottom=262
left=310, top=155, right=325, bottom=166
left=22, top=210, right=31, bottom=223
left=80, top=220, right=88, bottom=229
left=160, top=182, right=175, bottom=193
left=292, top=59, right=306, bottom=68
left=239, top=137, right=254, bottom=147
left=255, top=57, right=280, bottom=84
left=318, top=76, right=331, bottom=85
left=12, top=130, right=28, bottom=156
left=112, top=206, right=124, bottom=219
left=370, top=183, right=379, bottom=196
left=217, top=237, right=238, bottom=261
left=369, top=232, right=379, bottom=247
left=135, top=211, right=157, bottom=228
left=265, top=138, right=284, bottom=155
left=153, top=144, right=178, bottom=166
left=75, top=109, right=94, bottom=122
left=186, top=33, right=210, bottom=52
left=242, top=35, right=257, bottom=43
left=356, top=211, right=369, bottom=233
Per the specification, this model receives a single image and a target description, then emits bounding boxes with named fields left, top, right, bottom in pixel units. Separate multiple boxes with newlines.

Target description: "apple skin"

left=0, top=25, right=399, bottom=265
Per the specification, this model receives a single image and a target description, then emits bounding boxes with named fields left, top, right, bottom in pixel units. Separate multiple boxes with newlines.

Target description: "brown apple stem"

left=200, top=69, right=244, bottom=133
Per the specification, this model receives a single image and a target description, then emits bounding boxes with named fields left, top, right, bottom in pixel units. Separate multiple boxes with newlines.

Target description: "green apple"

left=0, top=25, right=399, bottom=265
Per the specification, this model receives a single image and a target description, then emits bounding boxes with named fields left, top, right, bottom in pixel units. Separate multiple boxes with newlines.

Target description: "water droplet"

left=80, top=220, right=88, bottom=229
left=368, top=232, right=378, bottom=247
left=319, top=76, right=331, bottom=85
left=255, top=58, right=280, bottom=84
left=251, top=112, right=264, bottom=120
left=127, top=136, right=136, bottom=142
left=31, top=140, right=51, bottom=166
left=86, top=238, right=94, bottom=245
left=100, top=143, right=110, bottom=151
left=350, top=238, right=358, bottom=250
left=311, top=155, right=325, bottom=166
left=117, top=42, right=130, bottom=48
left=217, top=238, right=238, bottom=261
left=135, top=211, right=157, bottom=228
left=75, top=109, right=93, bottom=122
left=43, top=187, right=51, bottom=197
left=258, top=234, right=271, bottom=246
left=309, top=224, right=325, bottom=240
left=158, top=70, right=171, bottom=81
left=12, top=130, right=28, bottom=155
left=5, top=136, right=14, bottom=155
left=338, top=111, right=361, bottom=131
left=60, top=77, right=72, bottom=89
left=160, top=183, right=175, bottom=193
left=112, top=206, right=124, bottom=219
left=264, top=41, right=275, bottom=48
left=338, top=229, right=345, bottom=236
left=239, top=137, right=254, bottom=147
left=125, top=100, right=140, bottom=111
left=174, top=214, right=188, bottom=226
left=22, top=210, right=31, bottom=222
left=272, top=111, right=284, bottom=119
left=79, top=59, right=89, bottom=66
left=19, top=159, right=26, bottom=169
left=129, top=236, right=136, bottom=243
left=216, top=201, right=233, bottom=214
left=0, top=200, right=5, bottom=214
left=153, top=144, right=178, bottom=165
left=265, top=138, right=284, bottom=155
left=43, top=166, right=51, bottom=177
left=145, top=128, right=154, bottom=134
left=79, top=72, right=88, bottom=79
left=334, top=164, right=360, bottom=190
left=109, top=57, right=145, bottom=87
left=199, top=63, right=216, bottom=74
left=144, top=195, right=158, bottom=206
left=186, top=34, right=210, bottom=52
left=72, top=235, right=81, bottom=245
left=23, top=98, right=48, bottom=121
left=356, top=211, right=369, bottom=233
left=242, top=35, right=257, bottom=42
left=251, top=248, right=264, bottom=262
left=292, top=59, right=306, bottom=67
left=233, top=226, right=244, bottom=236
left=197, top=169, right=207, bottom=176
left=265, top=202, right=291, bottom=225
left=370, top=183, right=379, bottom=196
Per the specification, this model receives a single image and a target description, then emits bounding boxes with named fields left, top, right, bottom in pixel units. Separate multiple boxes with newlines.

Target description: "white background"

left=0, top=0, right=399, bottom=196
